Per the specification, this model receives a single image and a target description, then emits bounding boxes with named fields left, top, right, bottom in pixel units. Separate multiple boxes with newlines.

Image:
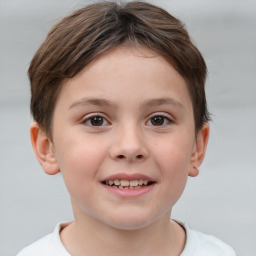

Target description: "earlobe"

left=188, top=123, right=210, bottom=177
left=189, top=166, right=199, bottom=177
left=30, top=122, right=60, bottom=175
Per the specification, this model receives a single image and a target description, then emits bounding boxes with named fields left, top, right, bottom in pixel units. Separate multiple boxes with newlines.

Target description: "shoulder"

left=16, top=223, right=71, bottom=256
left=181, top=223, right=236, bottom=256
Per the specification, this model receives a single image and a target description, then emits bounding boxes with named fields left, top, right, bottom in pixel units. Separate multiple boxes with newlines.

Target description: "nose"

left=109, top=124, right=149, bottom=162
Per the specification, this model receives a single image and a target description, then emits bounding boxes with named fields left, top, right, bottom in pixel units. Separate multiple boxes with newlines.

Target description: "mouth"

left=102, top=179, right=155, bottom=189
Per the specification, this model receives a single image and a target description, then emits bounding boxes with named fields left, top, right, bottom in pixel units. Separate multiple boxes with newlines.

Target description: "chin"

left=103, top=212, right=159, bottom=231
left=110, top=221, right=152, bottom=231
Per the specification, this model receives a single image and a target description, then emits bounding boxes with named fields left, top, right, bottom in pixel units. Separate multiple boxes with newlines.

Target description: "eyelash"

left=146, top=114, right=173, bottom=127
left=81, top=113, right=173, bottom=127
left=81, top=114, right=110, bottom=127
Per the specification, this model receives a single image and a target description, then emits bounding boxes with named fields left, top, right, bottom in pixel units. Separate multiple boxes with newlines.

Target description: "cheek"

left=54, top=136, right=106, bottom=193
left=158, top=149, right=190, bottom=207
left=161, top=151, right=189, bottom=193
left=152, top=135, right=193, bottom=195
left=154, top=134, right=193, bottom=172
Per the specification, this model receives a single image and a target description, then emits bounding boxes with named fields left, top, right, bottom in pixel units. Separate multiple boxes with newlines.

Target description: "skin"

left=31, top=46, right=209, bottom=256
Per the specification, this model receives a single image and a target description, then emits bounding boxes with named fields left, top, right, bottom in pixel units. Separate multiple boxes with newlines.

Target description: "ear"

left=188, top=123, right=210, bottom=177
left=30, top=122, right=60, bottom=175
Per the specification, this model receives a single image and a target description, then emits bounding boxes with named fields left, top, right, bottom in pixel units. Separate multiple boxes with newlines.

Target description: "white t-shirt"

left=17, top=222, right=236, bottom=256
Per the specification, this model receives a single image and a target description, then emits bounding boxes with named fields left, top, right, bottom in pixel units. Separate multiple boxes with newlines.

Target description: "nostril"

left=116, top=154, right=144, bottom=160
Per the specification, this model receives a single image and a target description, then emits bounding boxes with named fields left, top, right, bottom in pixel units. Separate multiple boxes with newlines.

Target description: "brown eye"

left=83, top=116, right=108, bottom=126
left=90, top=116, right=104, bottom=126
left=151, top=116, right=165, bottom=126
left=147, top=115, right=171, bottom=126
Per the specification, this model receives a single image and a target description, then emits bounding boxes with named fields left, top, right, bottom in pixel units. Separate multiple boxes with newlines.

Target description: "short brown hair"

left=29, top=0, right=210, bottom=139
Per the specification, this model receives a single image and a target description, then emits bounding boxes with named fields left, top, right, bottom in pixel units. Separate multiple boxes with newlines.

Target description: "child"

left=17, top=1, right=236, bottom=255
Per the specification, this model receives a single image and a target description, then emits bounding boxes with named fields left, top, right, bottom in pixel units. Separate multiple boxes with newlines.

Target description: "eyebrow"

left=69, top=97, right=184, bottom=110
left=69, top=98, right=113, bottom=109
left=142, top=97, right=185, bottom=109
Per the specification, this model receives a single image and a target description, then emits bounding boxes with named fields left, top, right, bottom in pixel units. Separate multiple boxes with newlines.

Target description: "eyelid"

left=81, top=113, right=111, bottom=126
left=146, top=112, right=174, bottom=126
left=147, top=112, right=173, bottom=120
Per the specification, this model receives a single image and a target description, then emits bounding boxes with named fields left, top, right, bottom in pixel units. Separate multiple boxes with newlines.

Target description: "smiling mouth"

left=102, top=179, right=155, bottom=189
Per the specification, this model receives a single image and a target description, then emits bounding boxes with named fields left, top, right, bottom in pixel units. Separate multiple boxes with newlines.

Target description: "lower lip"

left=102, top=184, right=155, bottom=198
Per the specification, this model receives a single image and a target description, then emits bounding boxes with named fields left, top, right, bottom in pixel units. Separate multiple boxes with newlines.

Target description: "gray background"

left=0, top=0, right=255, bottom=255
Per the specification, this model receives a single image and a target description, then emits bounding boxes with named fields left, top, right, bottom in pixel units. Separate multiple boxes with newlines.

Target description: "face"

left=33, top=46, right=208, bottom=230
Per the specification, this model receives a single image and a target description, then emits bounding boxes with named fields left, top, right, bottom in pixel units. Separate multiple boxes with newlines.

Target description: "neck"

left=60, top=207, right=185, bottom=256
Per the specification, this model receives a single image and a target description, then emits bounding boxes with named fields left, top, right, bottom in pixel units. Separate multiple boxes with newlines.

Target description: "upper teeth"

left=107, top=180, right=149, bottom=186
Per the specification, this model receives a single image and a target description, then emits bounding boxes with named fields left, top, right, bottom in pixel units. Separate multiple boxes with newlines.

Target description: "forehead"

left=57, top=46, right=192, bottom=112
